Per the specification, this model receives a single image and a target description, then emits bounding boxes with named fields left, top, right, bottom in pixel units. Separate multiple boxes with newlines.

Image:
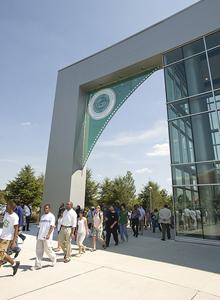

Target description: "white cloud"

left=21, top=122, right=31, bottom=126
left=135, top=167, right=152, bottom=174
left=146, top=143, right=170, bottom=157
left=99, top=120, right=167, bottom=147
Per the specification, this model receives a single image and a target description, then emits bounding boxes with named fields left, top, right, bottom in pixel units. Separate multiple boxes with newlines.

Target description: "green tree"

left=99, top=171, right=136, bottom=207
left=85, top=169, right=99, bottom=208
left=99, top=177, right=114, bottom=206
left=5, top=165, right=44, bottom=207
left=0, top=190, right=6, bottom=205
left=139, top=181, right=172, bottom=211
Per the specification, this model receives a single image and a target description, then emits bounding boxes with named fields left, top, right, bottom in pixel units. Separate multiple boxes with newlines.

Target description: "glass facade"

left=164, top=30, right=220, bottom=241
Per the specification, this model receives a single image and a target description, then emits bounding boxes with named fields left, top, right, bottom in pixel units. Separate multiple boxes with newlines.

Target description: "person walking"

left=23, top=204, right=31, bottom=231
left=14, top=202, right=26, bottom=242
left=91, top=206, right=106, bottom=251
left=159, top=204, right=171, bottom=241
left=138, top=205, right=145, bottom=235
left=151, top=208, right=161, bottom=233
left=131, top=205, right=140, bottom=237
left=35, top=204, right=56, bottom=269
left=0, top=200, right=20, bottom=276
left=54, top=210, right=63, bottom=252
left=118, top=204, right=128, bottom=242
left=105, top=206, right=118, bottom=247
left=58, top=201, right=77, bottom=263
left=76, top=210, right=88, bottom=256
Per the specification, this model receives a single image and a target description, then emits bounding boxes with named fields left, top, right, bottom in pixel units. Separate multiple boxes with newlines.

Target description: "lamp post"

left=148, top=186, right=153, bottom=212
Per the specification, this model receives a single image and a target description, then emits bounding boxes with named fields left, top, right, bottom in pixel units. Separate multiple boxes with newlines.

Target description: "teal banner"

left=82, top=67, right=159, bottom=167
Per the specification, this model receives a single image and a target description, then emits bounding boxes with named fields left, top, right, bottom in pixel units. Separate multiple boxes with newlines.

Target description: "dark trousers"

left=23, top=216, right=31, bottom=231
left=106, top=226, right=118, bottom=246
left=131, top=219, right=139, bottom=237
left=152, top=220, right=161, bottom=233
left=161, top=223, right=171, bottom=240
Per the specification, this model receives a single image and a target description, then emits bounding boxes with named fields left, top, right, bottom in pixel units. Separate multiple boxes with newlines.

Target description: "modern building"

left=44, top=0, right=220, bottom=243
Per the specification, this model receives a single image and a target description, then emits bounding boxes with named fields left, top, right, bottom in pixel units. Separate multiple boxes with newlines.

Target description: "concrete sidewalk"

left=1, top=226, right=220, bottom=300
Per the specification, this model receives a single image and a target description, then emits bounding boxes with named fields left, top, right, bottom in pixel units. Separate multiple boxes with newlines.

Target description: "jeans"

left=152, top=220, right=161, bottom=233
left=119, top=224, right=128, bottom=241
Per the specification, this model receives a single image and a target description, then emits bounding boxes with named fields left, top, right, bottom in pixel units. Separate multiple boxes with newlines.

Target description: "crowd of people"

left=0, top=200, right=172, bottom=276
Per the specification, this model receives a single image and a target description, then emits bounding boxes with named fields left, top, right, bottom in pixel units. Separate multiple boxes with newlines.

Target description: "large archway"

left=43, top=0, right=220, bottom=243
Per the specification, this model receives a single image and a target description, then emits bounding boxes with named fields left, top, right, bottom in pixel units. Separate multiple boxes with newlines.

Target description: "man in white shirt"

left=58, top=201, right=77, bottom=263
left=0, top=200, right=20, bottom=276
left=35, top=204, right=56, bottom=269
left=23, top=204, right=31, bottom=231
left=159, top=204, right=171, bottom=241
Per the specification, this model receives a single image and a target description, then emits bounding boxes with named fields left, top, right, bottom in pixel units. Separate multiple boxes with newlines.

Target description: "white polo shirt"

left=61, top=209, right=77, bottom=228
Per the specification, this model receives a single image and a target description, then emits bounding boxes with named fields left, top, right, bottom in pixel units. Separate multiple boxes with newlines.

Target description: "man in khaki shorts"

left=91, top=206, right=106, bottom=251
left=0, top=200, right=20, bottom=276
left=58, top=202, right=77, bottom=263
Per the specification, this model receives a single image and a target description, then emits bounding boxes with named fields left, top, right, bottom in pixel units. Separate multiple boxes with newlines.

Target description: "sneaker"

left=12, top=261, right=20, bottom=276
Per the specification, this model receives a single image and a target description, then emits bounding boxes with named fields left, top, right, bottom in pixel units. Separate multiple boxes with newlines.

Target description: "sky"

left=0, top=0, right=199, bottom=194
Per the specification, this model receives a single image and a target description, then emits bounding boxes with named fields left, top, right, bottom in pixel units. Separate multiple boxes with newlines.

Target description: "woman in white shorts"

left=76, top=210, right=88, bottom=256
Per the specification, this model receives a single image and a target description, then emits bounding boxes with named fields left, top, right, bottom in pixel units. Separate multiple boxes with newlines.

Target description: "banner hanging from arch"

left=82, top=67, right=159, bottom=167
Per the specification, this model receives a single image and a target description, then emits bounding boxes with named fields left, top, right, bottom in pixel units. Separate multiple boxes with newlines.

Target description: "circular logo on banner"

left=88, top=88, right=116, bottom=120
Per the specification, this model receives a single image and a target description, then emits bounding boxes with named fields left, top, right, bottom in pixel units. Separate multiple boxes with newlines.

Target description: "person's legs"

left=26, top=216, right=31, bottom=231
left=158, top=222, right=162, bottom=232
left=131, top=220, right=136, bottom=236
left=35, top=239, right=44, bottom=268
left=44, top=240, right=56, bottom=265
left=65, top=228, right=72, bottom=260
left=92, top=236, right=97, bottom=250
left=166, top=224, right=171, bottom=239
left=58, top=228, right=66, bottom=256
left=161, top=223, right=166, bottom=240
left=135, top=219, right=139, bottom=237
left=152, top=220, right=156, bottom=233
left=105, top=228, right=111, bottom=247
left=123, top=224, right=128, bottom=241
left=97, top=227, right=106, bottom=248
left=112, top=227, right=118, bottom=245
left=140, top=219, right=144, bottom=235
left=119, top=224, right=124, bottom=241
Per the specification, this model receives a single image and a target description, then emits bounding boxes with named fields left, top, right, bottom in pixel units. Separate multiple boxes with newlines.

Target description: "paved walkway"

left=1, top=226, right=220, bottom=300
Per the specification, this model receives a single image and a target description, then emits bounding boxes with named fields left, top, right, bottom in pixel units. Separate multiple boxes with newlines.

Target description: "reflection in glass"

left=174, top=186, right=203, bottom=237
left=197, top=162, right=220, bottom=184
left=215, top=90, right=220, bottom=109
left=199, top=185, right=220, bottom=239
left=165, top=62, right=188, bottom=101
left=208, top=47, right=220, bottom=90
left=168, top=93, right=215, bottom=119
left=169, top=118, right=195, bottom=164
left=164, top=33, right=220, bottom=241
left=191, top=112, right=220, bottom=161
left=183, top=38, right=205, bottom=58
left=163, top=47, right=183, bottom=65
left=165, top=53, right=211, bottom=101
left=172, top=164, right=197, bottom=186
left=206, top=30, right=220, bottom=49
